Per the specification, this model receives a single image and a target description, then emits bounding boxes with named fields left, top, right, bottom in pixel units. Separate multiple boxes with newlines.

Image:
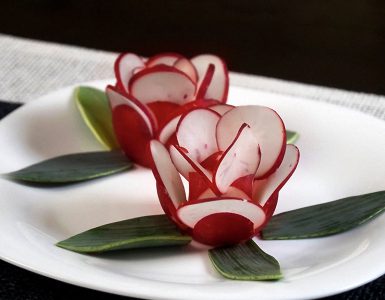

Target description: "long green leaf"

left=286, top=130, right=299, bottom=144
left=209, top=240, right=282, bottom=281
left=57, top=214, right=192, bottom=253
left=261, top=191, right=385, bottom=240
left=3, top=151, right=132, bottom=184
left=75, top=86, right=118, bottom=150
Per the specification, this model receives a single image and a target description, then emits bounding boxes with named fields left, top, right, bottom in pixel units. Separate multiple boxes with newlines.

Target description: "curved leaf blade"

left=286, top=130, right=299, bottom=144
left=261, top=191, right=385, bottom=240
left=75, top=86, right=118, bottom=149
left=209, top=240, right=282, bottom=281
left=3, top=151, right=132, bottom=184
left=57, top=214, right=192, bottom=253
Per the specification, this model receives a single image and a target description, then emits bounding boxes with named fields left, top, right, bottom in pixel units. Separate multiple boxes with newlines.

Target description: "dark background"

left=1, top=0, right=385, bottom=94
left=0, top=1, right=385, bottom=299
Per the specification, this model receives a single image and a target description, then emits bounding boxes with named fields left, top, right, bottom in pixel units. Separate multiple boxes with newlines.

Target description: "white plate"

left=0, top=80, right=384, bottom=300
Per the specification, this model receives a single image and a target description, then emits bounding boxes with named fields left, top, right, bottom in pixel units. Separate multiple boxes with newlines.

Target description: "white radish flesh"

left=216, top=105, right=286, bottom=179
left=176, top=108, right=220, bottom=162
left=174, top=58, right=198, bottom=83
left=114, top=53, right=144, bottom=92
left=177, top=198, right=265, bottom=229
left=253, top=144, right=300, bottom=206
left=129, top=65, right=196, bottom=104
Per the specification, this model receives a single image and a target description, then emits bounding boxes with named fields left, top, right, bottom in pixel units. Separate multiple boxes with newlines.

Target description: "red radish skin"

left=195, top=64, right=215, bottom=101
left=188, top=172, right=215, bottom=201
left=253, top=144, right=300, bottom=206
left=213, top=124, right=261, bottom=194
left=191, top=54, right=229, bottom=102
left=114, top=53, right=144, bottom=93
left=147, top=101, right=180, bottom=130
left=129, top=65, right=196, bottom=105
left=176, top=108, right=221, bottom=162
left=216, top=105, right=286, bottom=179
left=146, top=52, right=183, bottom=67
left=192, top=213, right=255, bottom=246
left=173, top=58, right=198, bottom=83
left=200, top=151, right=222, bottom=173
left=112, top=105, right=153, bottom=167
left=106, top=85, right=156, bottom=135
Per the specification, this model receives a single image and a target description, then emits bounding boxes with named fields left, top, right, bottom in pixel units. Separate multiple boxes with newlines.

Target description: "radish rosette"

left=150, top=106, right=300, bottom=246
left=106, top=52, right=230, bottom=167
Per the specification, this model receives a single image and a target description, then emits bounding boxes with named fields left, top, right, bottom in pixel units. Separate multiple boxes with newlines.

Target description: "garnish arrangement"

left=3, top=52, right=385, bottom=281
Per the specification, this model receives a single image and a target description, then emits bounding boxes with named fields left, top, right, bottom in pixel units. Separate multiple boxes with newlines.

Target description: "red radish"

left=200, top=151, right=222, bottom=173
left=173, top=58, right=198, bottom=83
left=191, top=54, right=229, bottom=102
left=147, top=101, right=180, bottom=129
left=192, top=213, right=255, bottom=246
left=177, top=198, right=266, bottom=229
left=169, top=145, right=213, bottom=183
left=195, top=64, right=215, bottom=100
left=214, top=124, right=261, bottom=194
left=129, top=65, right=196, bottom=104
left=106, top=85, right=156, bottom=135
left=208, top=104, right=234, bottom=115
left=188, top=172, right=215, bottom=201
left=196, top=188, right=217, bottom=200
left=114, top=53, right=144, bottom=93
left=222, top=186, right=251, bottom=200
left=150, top=141, right=186, bottom=210
left=253, top=144, right=300, bottom=206
left=176, top=108, right=221, bottom=162
left=146, top=52, right=183, bottom=67
left=260, top=192, right=279, bottom=229
left=216, top=105, right=286, bottom=179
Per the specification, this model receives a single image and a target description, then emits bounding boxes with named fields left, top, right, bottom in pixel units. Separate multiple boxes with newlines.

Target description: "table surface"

left=0, top=1, right=385, bottom=299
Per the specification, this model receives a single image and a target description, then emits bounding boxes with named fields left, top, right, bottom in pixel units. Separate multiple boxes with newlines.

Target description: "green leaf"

left=208, top=240, right=282, bottom=281
left=3, top=151, right=132, bottom=184
left=57, top=214, right=192, bottom=253
left=286, top=130, right=299, bottom=144
left=261, top=191, right=385, bottom=240
left=75, top=86, right=118, bottom=150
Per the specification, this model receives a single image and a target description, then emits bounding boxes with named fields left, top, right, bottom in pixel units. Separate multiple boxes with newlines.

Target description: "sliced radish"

left=260, top=192, right=279, bottom=229
left=214, top=124, right=261, bottom=194
left=208, top=104, right=234, bottom=116
left=150, top=140, right=186, bottom=211
left=177, top=198, right=265, bottom=229
left=158, top=115, right=181, bottom=144
left=193, top=213, right=255, bottom=246
left=200, top=151, right=222, bottom=173
left=129, top=65, right=196, bottom=104
left=253, top=144, right=300, bottom=206
left=146, top=52, right=183, bottom=67
left=106, top=85, right=156, bottom=135
left=169, top=145, right=212, bottom=181
left=216, top=105, right=286, bottom=179
left=196, top=188, right=216, bottom=200
left=222, top=186, right=251, bottom=200
left=195, top=64, right=215, bottom=100
left=176, top=108, right=220, bottom=162
left=191, top=54, right=229, bottom=102
left=114, top=53, right=144, bottom=93
left=173, top=58, right=198, bottom=83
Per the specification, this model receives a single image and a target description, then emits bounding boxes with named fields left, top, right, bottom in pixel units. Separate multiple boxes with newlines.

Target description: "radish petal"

left=158, top=115, right=181, bottom=144
left=106, top=85, right=156, bottom=135
left=214, top=124, right=261, bottom=194
left=195, top=64, right=215, bottom=100
left=150, top=140, right=186, bottom=210
left=147, top=101, right=180, bottom=129
left=169, top=145, right=212, bottom=181
left=174, top=58, right=198, bottom=83
left=253, top=144, right=300, bottom=206
left=191, top=54, right=229, bottom=102
left=217, top=105, right=286, bottom=179
left=208, top=104, right=234, bottom=116
left=114, top=53, right=144, bottom=93
left=146, top=52, right=183, bottom=67
left=193, top=213, right=255, bottom=246
left=177, top=198, right=265, bottom=229
left=223, top=186, right=251, bottom=200
left=176, top=108, right=220, bottom=162
left=188, top=172, right=216, bottom=201
left=129, top=65, right=196, bottom=104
